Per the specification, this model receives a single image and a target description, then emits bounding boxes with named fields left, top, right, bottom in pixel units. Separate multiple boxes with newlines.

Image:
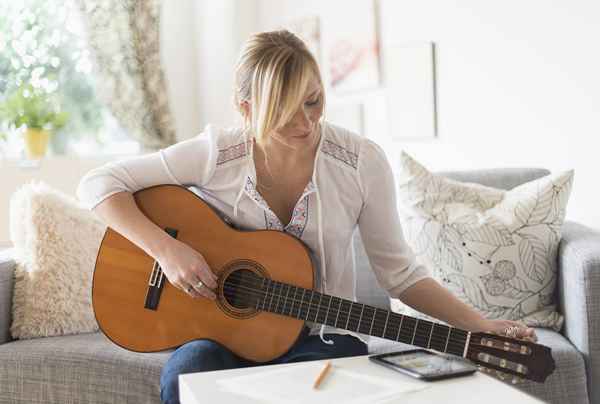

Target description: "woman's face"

left=271, top=79, right=323, bottom=149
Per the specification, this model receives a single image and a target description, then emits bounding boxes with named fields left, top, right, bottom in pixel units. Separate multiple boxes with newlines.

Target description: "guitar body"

left=92, top=185, right=313, bottom=362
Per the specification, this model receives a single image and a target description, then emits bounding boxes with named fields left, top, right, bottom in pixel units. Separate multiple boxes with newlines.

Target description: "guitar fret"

left=373, top=309, right=387, bottom=338
left=357, top=304, right=365, bottom=332
left=314, top=293, right=323, bottom=323
left=382, top=310, right=390, bottom=338
left=446, top=329, right=468, bottom=357
left=298, top=289, right=308, bottom=319
left=287, top=286, right=296, bottom=317
left=262, top=280, right=271, bottom=311
left=358, top=306, right=375, bottom=335
left=368, top=308, right=376, bottom=335
left=257, top=278, right=266, bottom=310
left=345, top=302, right=353, bottom=330
left=269, top=282, right=280, bottom=313
left=292, top=286, right=301, bottom=317
left=333, top=298, right=342, bottom=328
left=275, top=282, right=283, bottom=313
left=444, top=327, right=451, bottom=353
left=428, top=323, right=440, bottom=351
left=414, top=320, right=433, bottom=348
left=281, top=284, right=290, bottom=314
left=305, top=291, right=314, bottom=321
left=396, top=315, right=404, bottom=342
left=411, top=319, right=419, bottom=345
left=268, top=282, right=276, bottom=312
left=323, top=296, right=333, bottom=325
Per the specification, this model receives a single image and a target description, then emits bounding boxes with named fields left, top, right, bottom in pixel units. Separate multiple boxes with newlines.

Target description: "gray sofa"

left=0, top=168, right=598, bottom=403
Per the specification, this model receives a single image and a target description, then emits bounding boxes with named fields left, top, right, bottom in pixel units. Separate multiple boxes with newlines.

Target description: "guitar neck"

left=255, top=277, right=471, bottom=358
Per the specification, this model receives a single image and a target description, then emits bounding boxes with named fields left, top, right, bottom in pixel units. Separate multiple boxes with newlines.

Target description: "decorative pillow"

left=9, top=181, right=105, bottom=339
left=391, top=152, right=574, bottom=331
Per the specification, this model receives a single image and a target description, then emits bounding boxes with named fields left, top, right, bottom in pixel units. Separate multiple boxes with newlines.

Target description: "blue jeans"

left=160, top=327, right=368, bottom=404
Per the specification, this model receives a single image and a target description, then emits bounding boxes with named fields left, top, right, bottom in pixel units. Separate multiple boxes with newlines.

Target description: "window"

left=0, top=0, right=139, bottom=158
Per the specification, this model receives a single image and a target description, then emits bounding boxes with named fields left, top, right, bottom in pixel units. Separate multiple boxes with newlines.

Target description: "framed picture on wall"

left=324, top=0, right=380, bottom=93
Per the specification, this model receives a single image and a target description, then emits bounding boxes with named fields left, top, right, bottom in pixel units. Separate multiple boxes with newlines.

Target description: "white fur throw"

left=9, top=181, right=106, bottom=339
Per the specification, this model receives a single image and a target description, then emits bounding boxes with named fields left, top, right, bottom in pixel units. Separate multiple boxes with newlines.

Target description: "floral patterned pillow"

left=391, top=152, right=574, bottom=331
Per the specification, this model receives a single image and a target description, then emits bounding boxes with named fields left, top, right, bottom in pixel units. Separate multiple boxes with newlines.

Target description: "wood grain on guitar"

left=91, top=185, right=555, bottom=384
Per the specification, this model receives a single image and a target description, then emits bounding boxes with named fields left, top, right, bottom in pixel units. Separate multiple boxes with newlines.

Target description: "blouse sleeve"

left=76, top=124, right=219, bottom=210
left=357, top=139, right=432, bottom=298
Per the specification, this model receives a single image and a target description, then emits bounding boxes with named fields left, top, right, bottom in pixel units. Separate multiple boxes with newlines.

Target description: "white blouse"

left=76, top=120, right=431, bottom=343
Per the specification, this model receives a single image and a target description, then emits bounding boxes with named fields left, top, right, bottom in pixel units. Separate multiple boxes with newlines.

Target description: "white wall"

left=255, top=0, right=600, bottom=229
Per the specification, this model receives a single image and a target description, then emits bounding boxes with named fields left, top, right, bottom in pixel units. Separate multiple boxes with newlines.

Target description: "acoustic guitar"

left=92, top=185, right=555, bottom=383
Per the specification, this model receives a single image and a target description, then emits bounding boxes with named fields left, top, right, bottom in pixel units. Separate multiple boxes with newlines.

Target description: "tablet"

left=369, top=349, right=478, bottom=381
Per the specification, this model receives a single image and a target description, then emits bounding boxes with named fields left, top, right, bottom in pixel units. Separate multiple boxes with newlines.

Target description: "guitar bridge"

left=144, top=227, right=178, bottom=310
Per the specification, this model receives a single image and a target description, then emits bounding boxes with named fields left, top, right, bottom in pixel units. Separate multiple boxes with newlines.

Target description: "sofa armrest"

left=558, top=221, right=600, bottom=404
left=0, top=248, right=15, bottom=345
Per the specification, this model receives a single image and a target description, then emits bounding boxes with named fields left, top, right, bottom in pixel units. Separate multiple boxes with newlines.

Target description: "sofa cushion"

left=9, top=182, right=105, bottom=339
left=392, top=152, right=573, bottom=331
left=353, top=168, right=551, bottom=313
left=367, top=328, right=588, bottom=404
left=0, top=332, right=171, bottom=404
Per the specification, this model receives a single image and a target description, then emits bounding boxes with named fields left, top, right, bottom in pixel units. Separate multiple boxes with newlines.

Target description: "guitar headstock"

left=466, top=331, right=555, bottom=383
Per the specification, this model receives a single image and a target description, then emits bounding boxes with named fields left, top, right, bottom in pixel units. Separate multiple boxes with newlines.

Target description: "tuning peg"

left=477, top=366, right=523, bottom=384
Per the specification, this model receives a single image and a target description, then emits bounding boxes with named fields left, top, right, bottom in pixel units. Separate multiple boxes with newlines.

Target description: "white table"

left=179, top=354, right=545, bottom=403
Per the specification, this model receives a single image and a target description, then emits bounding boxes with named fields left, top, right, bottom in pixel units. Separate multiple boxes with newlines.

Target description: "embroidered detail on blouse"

left=321, top=139, right=358, bottom=169
left=244, top=177, right=269, bottom=211
left=244, top=177, right=311, bottom=238
left=264, top=210, right=283, bottom=231
left=285, top=194, right=309, bottom=239
left=217, top=141, right=252, bottom=165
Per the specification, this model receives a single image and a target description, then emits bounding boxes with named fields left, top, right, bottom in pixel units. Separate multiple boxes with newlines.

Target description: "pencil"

left=313, top=361, right=332, bottom=389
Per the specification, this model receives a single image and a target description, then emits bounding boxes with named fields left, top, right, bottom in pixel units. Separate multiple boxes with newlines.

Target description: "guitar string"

left=219, top=274, right=531, bottom=352
left=220, top=283, right=516, bottom=355
left=219, top=274, right=467, bottom=349
left=220, top=277, right=449, bottom=342
left=220, top=273, right=466, bottom=347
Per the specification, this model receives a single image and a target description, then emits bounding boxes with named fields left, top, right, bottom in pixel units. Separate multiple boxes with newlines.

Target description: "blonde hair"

left=233, top=30, right=325, bottom=145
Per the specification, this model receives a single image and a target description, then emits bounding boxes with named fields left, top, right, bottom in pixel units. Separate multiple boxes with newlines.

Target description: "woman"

left=77, top=30, right=536, bottom=404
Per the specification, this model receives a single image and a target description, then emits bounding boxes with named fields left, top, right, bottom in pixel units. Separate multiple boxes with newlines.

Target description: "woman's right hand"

left=156, top=238, right=218, bottom=300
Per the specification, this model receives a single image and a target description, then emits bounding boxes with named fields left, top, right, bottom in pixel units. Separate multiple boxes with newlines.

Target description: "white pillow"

left=9, top=181, right=105, bottom=339
left=391, top=152, right=574, bottom=331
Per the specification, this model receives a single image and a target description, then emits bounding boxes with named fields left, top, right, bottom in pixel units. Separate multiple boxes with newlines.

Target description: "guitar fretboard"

left=251, top=278, right=470, bottom=357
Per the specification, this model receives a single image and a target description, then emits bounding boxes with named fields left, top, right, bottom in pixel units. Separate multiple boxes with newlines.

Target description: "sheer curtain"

left=77, top=0, right=176, bottom=150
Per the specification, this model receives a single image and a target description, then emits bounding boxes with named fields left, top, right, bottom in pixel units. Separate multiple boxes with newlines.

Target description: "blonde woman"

left=77, top=30, right=536, bottom=404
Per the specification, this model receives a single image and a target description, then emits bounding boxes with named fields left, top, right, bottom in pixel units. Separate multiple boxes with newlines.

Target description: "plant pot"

left=24, top=128, right=50, bottom=159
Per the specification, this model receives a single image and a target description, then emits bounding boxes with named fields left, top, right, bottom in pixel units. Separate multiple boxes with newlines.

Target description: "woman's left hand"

left=471, top=319, right=538, bottom=343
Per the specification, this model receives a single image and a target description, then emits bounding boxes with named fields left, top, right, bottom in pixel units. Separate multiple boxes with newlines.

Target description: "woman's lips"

left=294, top=130, right=312, bottom=138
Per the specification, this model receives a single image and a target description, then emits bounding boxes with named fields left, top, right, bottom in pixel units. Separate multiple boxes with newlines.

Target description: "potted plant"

left=0, top=85, right=68, bottom=159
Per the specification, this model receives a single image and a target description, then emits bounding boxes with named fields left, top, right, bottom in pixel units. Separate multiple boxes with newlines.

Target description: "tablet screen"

left=383, top=351, right=476, bottom=376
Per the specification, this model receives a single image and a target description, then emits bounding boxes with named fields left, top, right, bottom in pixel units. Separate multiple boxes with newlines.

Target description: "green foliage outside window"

left=0, top=0, right=114, bottom=154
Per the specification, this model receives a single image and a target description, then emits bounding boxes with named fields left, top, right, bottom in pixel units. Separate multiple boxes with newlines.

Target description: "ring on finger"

left=186, top=285, right=193, bottom=293
left=195, top=280, right=204, bottom=289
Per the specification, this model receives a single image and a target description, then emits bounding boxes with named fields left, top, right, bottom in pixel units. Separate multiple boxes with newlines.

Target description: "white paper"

left=216, top=361, right=427, bottom=403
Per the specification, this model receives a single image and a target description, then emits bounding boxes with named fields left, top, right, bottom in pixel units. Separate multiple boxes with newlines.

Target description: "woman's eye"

left=306, top=98, right=320, bottom=106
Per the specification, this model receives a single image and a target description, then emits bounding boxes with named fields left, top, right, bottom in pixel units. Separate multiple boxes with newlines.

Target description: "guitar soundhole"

left=223, top=269, right=263, bottom=309
left=217, top=260, right=268, bottom=319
